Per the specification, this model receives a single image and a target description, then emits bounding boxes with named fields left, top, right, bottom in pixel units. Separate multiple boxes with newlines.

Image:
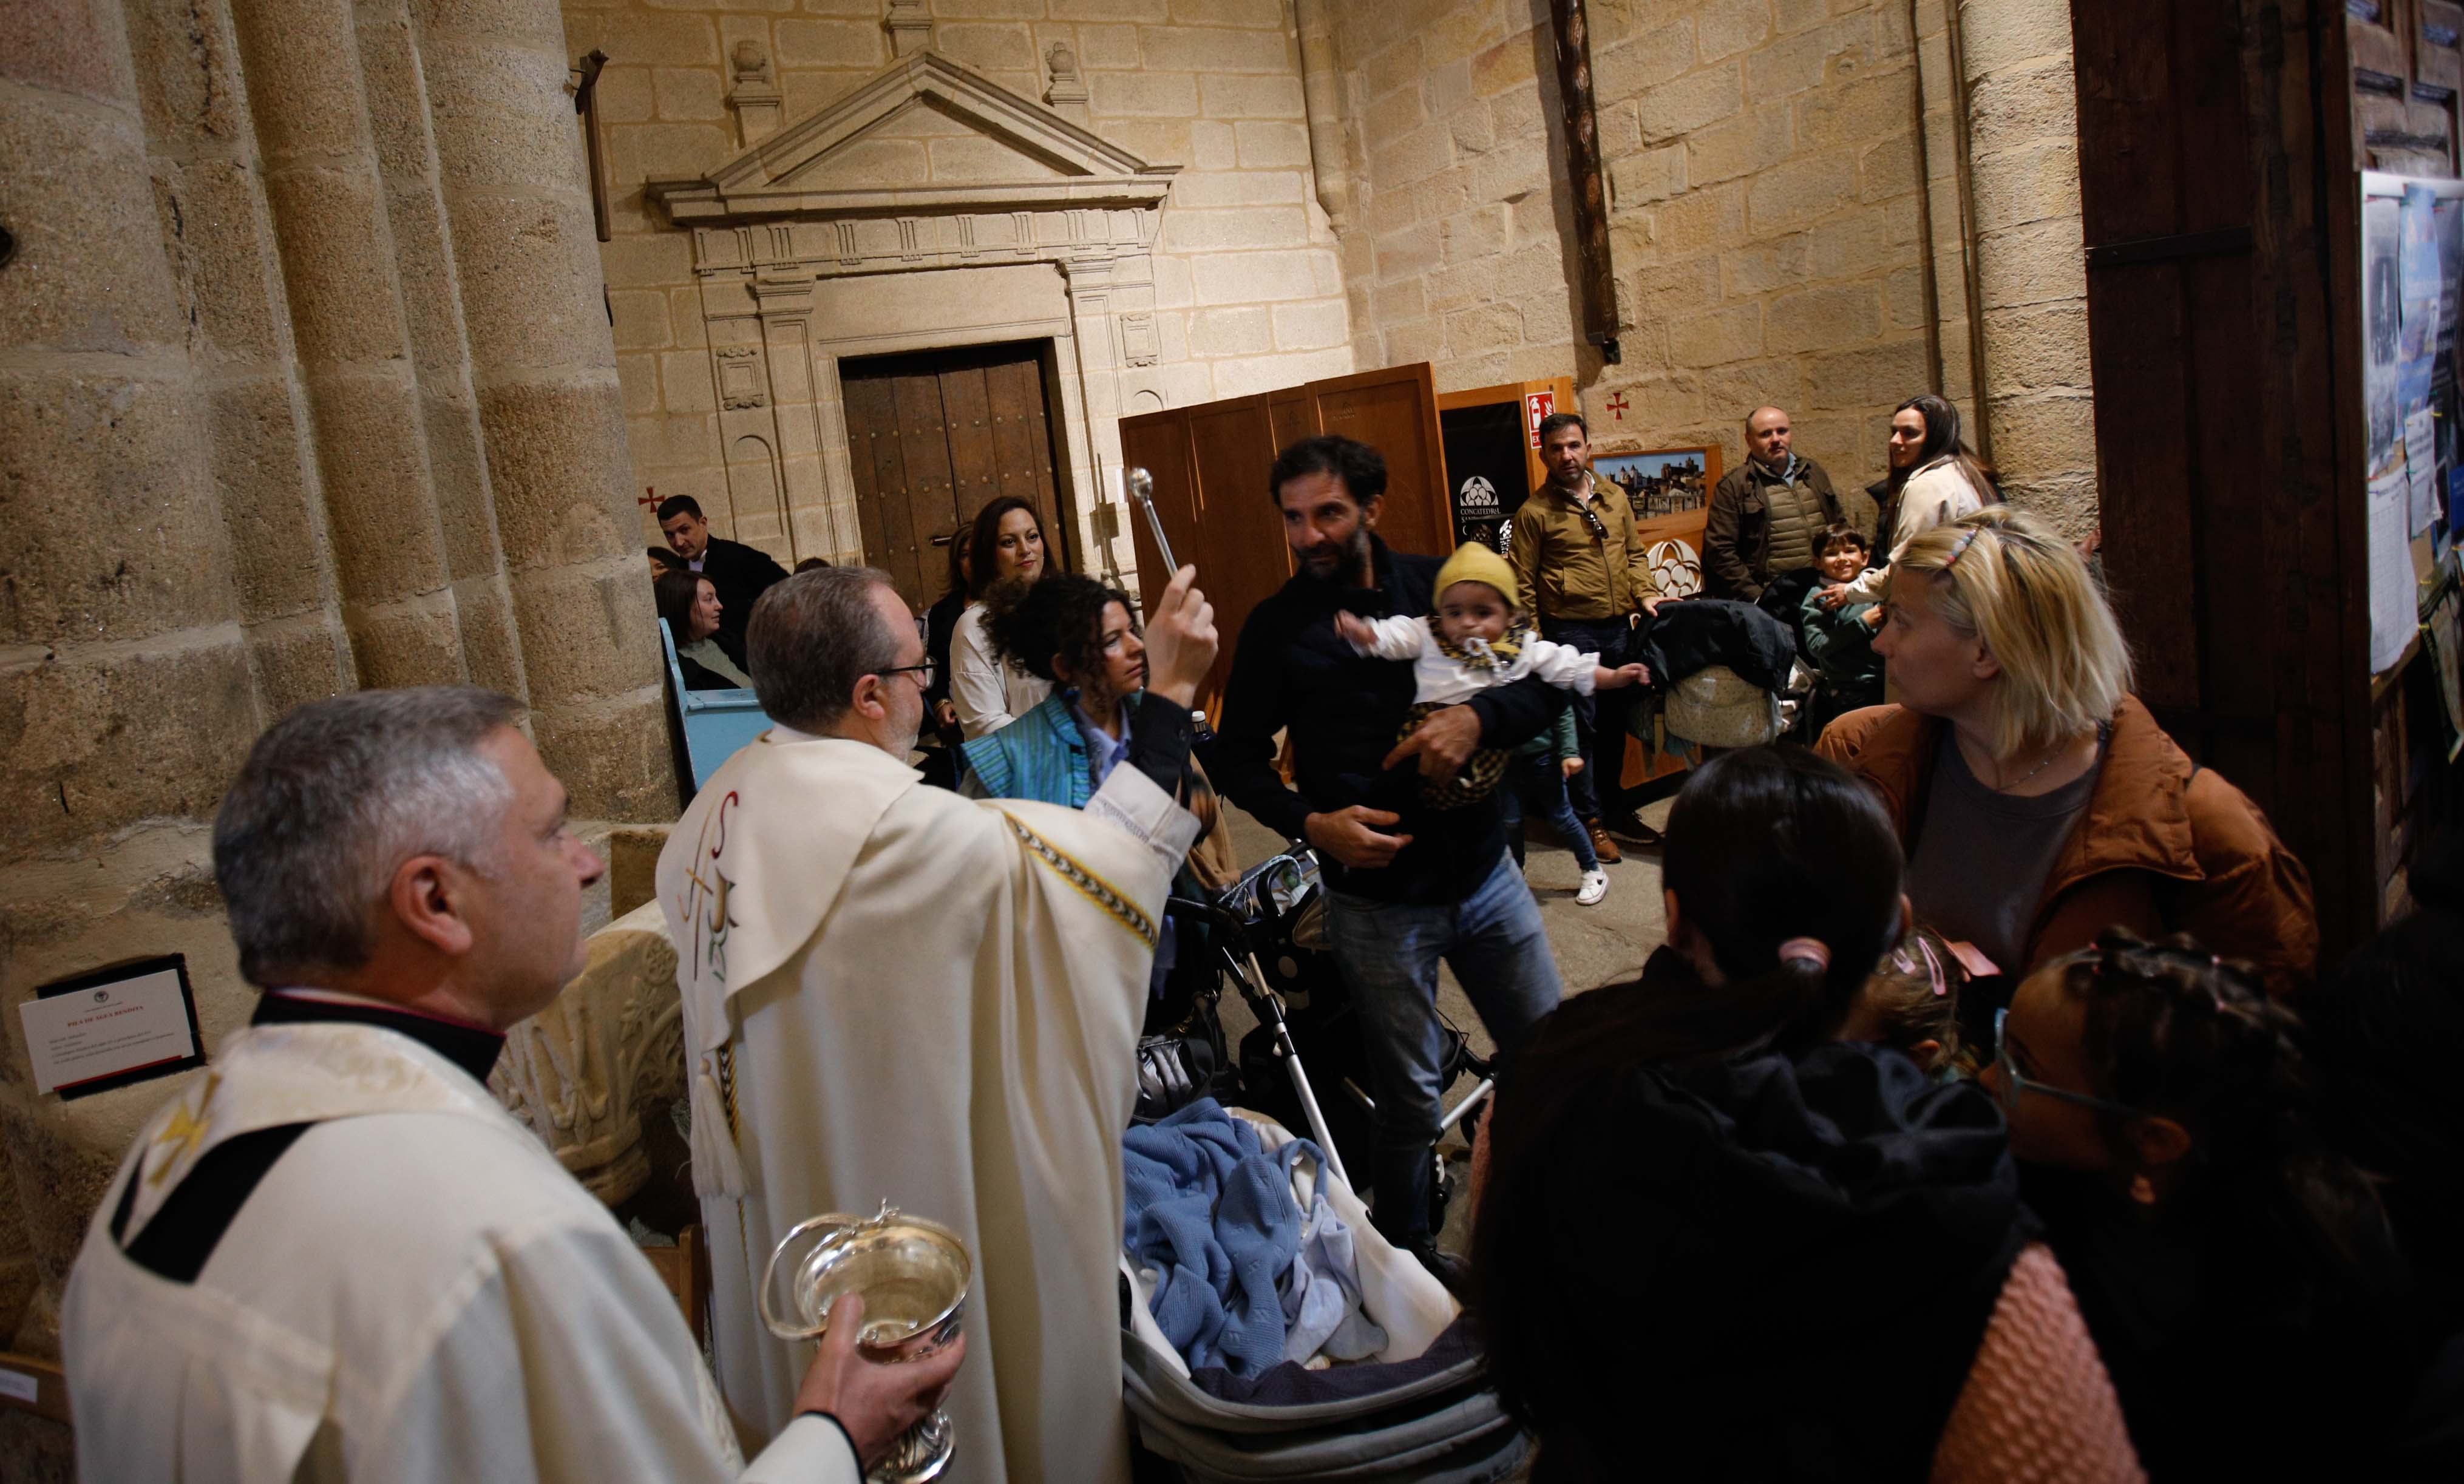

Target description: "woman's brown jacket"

left=1817, top=695, right=2320, bottom=998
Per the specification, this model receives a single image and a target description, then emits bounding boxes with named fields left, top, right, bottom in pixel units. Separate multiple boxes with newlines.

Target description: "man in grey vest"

left=1702, top=405, right=1847, bottom=602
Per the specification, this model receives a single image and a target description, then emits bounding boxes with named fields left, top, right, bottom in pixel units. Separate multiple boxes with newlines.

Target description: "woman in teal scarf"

left=962, top=574, right=1237, bottom=1003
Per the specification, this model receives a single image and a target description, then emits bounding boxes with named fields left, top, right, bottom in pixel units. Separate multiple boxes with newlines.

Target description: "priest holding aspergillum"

left=659, top=561, right=1217, bottom=1484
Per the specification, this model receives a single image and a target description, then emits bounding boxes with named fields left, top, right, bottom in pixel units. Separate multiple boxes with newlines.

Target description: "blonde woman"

left=1817, top=506, right=2318, bottom=996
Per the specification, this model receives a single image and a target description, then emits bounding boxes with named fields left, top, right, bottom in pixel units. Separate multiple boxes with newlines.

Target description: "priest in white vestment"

left=65, top=687, right=961, bottom=1483
left=659, top=563, right=1217, bottom=1484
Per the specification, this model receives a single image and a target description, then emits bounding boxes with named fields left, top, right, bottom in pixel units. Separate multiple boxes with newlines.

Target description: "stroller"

left=1122, top=851, right=1526, bottom=1483
left=1141, top=847, right=1495, bottom=1233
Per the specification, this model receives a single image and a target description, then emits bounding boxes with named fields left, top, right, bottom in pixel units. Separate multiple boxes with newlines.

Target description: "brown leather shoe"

left=1585, top=819, right=1623, bottom=864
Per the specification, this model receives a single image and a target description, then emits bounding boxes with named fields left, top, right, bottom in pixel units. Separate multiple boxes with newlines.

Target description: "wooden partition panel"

left=1310, top=364, right=1452, bottom=554
left=1120, top=362, right=1451, bottom=725
left=2071, top=0, right=2366, bottom=952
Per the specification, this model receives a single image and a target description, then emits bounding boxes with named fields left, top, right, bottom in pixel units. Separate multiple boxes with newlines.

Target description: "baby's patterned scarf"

left=1427, top=612, right=1530, bottom=671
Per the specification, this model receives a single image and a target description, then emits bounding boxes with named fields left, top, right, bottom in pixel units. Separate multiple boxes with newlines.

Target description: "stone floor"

left=1211, top=789, right=1677, bottom=1256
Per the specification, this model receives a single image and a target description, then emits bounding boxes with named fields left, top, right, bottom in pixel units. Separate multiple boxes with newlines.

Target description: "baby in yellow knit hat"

left=1335, top=541, right=1649, bottom=706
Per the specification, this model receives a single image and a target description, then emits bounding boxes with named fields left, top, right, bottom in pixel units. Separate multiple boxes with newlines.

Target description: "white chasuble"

left=657, top=731, right=1197, bottom=1484
left=64, top=1018, right=855, bottom=1484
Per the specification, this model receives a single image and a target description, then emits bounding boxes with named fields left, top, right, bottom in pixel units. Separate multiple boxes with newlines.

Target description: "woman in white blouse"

left=1820, top=393, right=1999, bottom=608
left=948, top=495, right=1057, bottom=738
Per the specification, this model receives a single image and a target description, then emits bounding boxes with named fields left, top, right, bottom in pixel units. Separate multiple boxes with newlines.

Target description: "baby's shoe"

left=1576, top=869, right=1609, bottom=906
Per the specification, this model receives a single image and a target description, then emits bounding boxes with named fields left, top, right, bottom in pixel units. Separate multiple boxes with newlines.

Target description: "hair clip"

left=1777, top=937, right=1831, bottom=972
left=1944, top=529, right=1983, bottom=572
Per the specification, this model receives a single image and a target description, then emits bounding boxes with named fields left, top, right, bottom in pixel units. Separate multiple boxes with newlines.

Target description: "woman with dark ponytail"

left=1990, top=929, right=2424, bottom=1479
left=1473, top=748, right=2139, bottom=1483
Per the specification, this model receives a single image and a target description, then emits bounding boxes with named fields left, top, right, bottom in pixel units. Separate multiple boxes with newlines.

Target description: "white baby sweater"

left=1348, top=613, right=1600, bottom=706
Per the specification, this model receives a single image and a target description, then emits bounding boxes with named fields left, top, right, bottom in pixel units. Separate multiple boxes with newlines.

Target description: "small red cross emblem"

left=1605, top=392, right=1629, bottom=422
left=637, top=485, right=659, bottom=509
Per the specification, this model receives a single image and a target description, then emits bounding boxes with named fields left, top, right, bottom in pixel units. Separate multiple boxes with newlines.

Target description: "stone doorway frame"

left=648, top=51, right=1178, bottom=578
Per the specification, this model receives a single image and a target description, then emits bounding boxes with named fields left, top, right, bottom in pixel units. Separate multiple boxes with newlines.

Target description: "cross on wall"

left=1605, top=392, right=1629, bottom=422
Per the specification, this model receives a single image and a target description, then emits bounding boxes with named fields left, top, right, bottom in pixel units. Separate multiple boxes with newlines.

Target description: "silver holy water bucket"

left=761, top=1201, right=972, bottom=1483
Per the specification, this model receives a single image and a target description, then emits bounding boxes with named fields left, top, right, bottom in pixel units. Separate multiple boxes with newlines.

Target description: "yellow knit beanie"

left=1434, top=541, right=1521, bottom=612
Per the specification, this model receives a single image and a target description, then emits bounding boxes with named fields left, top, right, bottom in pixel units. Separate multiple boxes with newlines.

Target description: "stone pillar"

left=886, top=0, right=932, bottom=61
left=748, top=274, right=837, bottom=564
left=0, top=0, right=263, bottom=1401
left=727, top=39, right=783, bottom=149
left=1952, top=0, right=2097, bottom=534
left=407, top=0, right=674, bottom=822
left=124, top=0, right=355, bottom=715
left=1043, top=41, right=1090, bottom=128
left=351, top=0, right=535, bottom=702
left=0, top=8, right=676, bottom=1469
left=226, top=0, right=470, bottom=688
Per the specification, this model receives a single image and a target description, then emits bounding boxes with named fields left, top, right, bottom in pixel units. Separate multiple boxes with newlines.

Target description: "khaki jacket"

left=1509, top=475, right=1657, bottom=622
left=1816, top=696, right=2320, bottom=998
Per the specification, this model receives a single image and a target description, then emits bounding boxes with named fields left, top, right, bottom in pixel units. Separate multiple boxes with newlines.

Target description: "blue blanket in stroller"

left=1124, top=1099, right=1318, bottom=1377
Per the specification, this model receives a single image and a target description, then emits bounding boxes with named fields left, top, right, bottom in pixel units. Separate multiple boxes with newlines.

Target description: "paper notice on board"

left=2367, top=195, right=2405, bottom=476
left=2409, top=406, right=2443, bottom=532
left=2371, top=467, right=2420, bottom=673
left=18, top=965, right=197, bottom=1096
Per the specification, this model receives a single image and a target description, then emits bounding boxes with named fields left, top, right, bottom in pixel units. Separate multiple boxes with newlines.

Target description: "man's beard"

left=1298, top=525, right=1371, bottom=583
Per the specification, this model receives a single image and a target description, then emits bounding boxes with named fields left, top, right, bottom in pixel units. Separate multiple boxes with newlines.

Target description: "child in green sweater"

left=1800, top=523, right=1886, bottom=737
left=1502, top=704, right=1609, bottom=905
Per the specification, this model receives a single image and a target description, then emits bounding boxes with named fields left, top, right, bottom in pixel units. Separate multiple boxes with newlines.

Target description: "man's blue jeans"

left=1325, top=852, right=1566, bottom=1245
left=1539, top=617, right=1637, bottom=821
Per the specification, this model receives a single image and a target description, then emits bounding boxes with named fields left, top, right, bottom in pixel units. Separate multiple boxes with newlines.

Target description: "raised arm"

left=1341, top=611, right=1430, bottom=660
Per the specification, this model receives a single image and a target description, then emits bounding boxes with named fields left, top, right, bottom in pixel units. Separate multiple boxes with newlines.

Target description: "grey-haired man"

left=67, top=686, right=959, bottom=1483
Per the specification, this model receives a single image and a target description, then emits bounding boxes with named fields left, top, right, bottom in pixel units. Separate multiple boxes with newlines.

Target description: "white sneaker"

left=1576, top=869, right=1609, bottom=906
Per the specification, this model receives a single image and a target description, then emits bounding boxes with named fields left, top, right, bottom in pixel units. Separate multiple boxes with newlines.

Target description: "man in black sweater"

left=1212, top=435, right=1567, bottom=1280
left=658, top=495, right=790, bottom=647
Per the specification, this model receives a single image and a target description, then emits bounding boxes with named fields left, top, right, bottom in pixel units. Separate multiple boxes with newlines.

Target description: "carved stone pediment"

left=649, top=50, right=1178, bottom=225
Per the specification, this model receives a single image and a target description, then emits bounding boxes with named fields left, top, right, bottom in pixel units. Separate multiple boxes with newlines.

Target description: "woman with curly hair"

left=1988, top=930, right=2426, bottom=1479
left=959, top=574, right=1237, bottom=997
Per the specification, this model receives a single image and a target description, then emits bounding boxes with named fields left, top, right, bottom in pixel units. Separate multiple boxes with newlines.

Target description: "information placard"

left=21, top=956, right=204, bottom=1099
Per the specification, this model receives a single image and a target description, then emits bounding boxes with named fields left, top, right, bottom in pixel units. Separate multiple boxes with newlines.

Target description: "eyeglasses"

left=872, top=663, right=934, bottom=689
left=1992, top=1008, right=2143, bottom=1120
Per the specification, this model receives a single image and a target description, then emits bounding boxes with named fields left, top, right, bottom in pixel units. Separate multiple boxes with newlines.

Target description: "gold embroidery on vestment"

left=1004, top=816, right=1159, bottom=949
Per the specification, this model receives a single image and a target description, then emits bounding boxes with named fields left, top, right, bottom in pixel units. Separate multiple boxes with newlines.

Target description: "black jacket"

left=1635, top=597, right=1801, bottom=693
left=695, top=537, right=790, bottom=643
left=675, top=630, right=750, bottom=692
left=1489, top=955, right=2029, bottom=1482
left=1212, top=536, right=1565, bottom=905
left=923, top=588, right=968, bottom=712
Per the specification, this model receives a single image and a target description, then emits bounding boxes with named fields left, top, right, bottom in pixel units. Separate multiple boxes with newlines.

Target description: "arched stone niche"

left=648, top=50, right=1178, bottom=583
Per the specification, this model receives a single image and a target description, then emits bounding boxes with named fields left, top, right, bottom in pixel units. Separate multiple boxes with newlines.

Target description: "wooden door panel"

left=843, top=373, right=915, bottom=603
left=885, top=371, right=952, bottom=609
left=984, top=357, right=1046, bottom=516
left=939, top=362, right=1000, bottom=530
left=1305, top=364, right=1452, bottom=557
left=843, top=341, right=1065, bottom=612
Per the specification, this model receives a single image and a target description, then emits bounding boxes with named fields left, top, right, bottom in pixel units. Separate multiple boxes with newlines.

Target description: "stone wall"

left=0, top=0, right=667, bottom=1432
left=1325, top=0, right=2092, bottom=531
left=570, top=0, right=1355, bottom=571
left=1326, top=0, right=1586, bottom=393
left=1578, top=0, right=2091, bottom=523
left=1576, top=0, right=1932, bottom=511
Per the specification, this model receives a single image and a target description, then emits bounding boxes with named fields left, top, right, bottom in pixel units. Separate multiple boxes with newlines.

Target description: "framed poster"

left=1589, top=444, right=1722, bottom=597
